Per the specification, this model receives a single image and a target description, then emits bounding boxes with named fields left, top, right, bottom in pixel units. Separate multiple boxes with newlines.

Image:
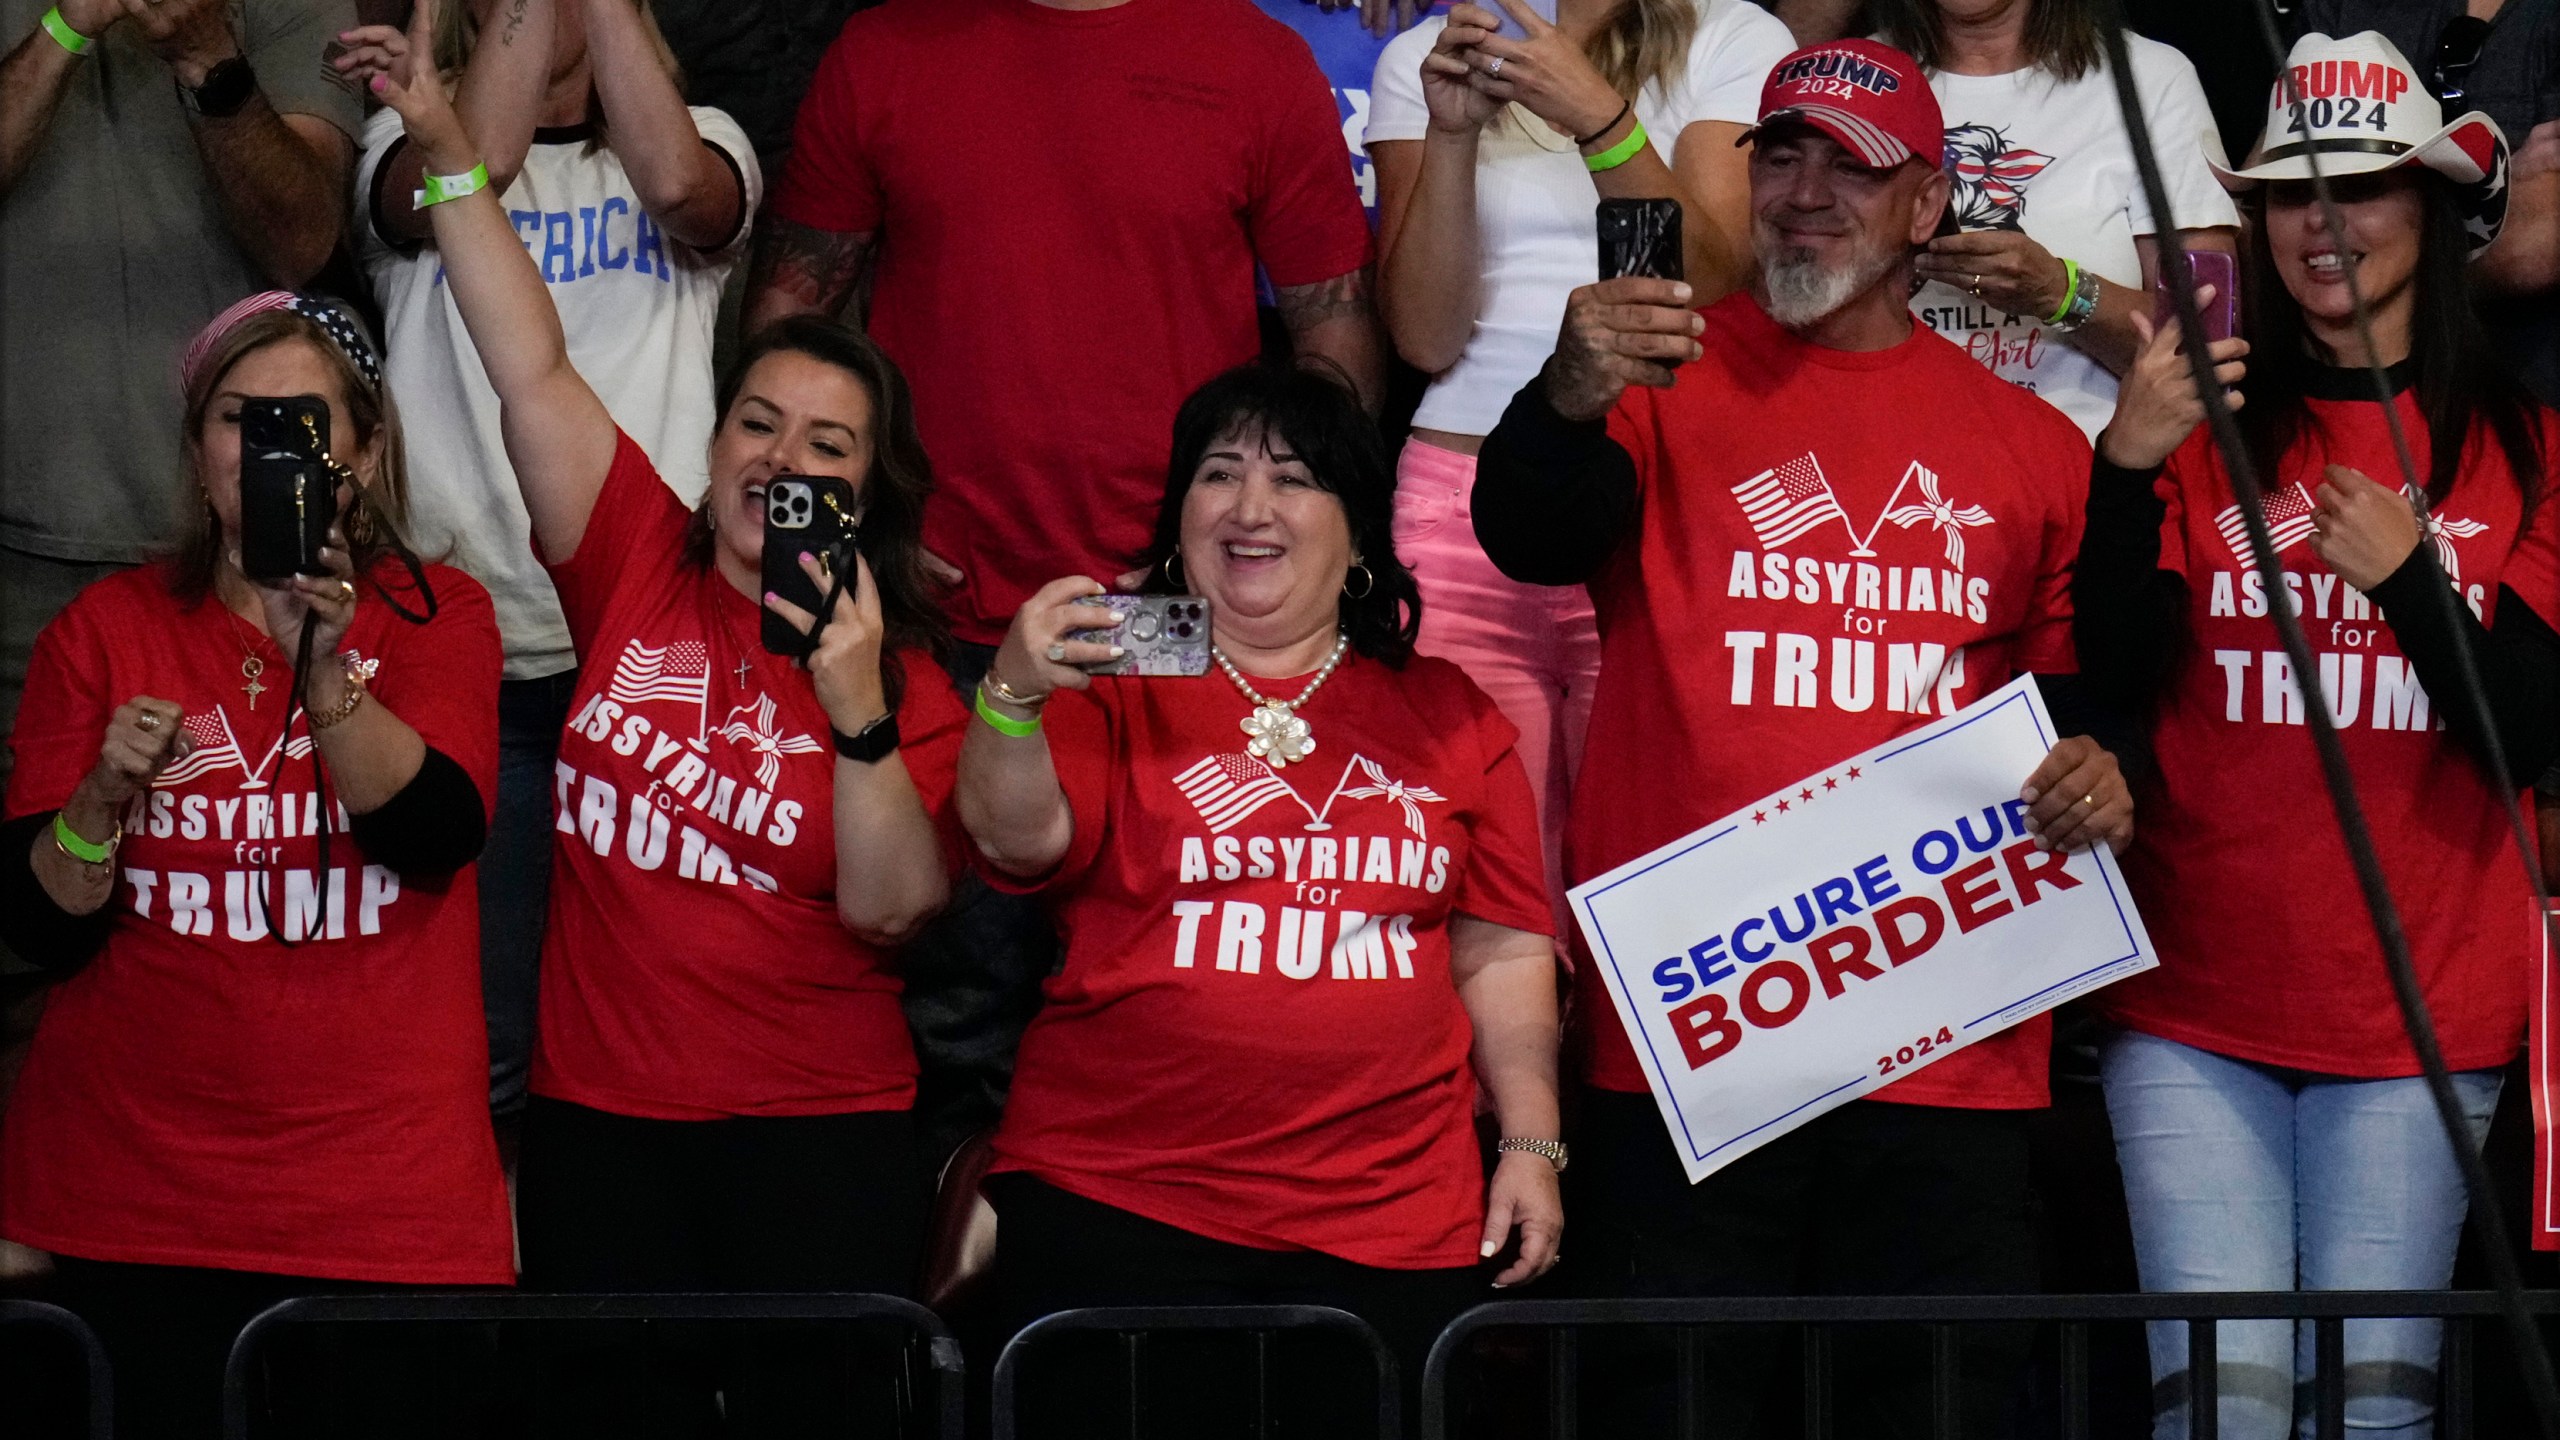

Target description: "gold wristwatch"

left=1497, top=1137, right=1568, bottom=1173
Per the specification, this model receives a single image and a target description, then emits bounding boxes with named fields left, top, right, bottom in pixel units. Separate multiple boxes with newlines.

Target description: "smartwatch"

left=181, top=55, right=257, bottom=119
left=831, top=712, right=902, bottom=765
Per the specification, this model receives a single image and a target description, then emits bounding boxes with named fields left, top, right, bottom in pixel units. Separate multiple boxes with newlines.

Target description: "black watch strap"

left=183, top=56, right=257, bottom=119
left=831, top=711, right=901, bottom=764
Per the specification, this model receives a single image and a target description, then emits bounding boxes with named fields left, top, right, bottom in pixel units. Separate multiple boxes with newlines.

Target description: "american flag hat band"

left=180, top=291, right=384, bottom=397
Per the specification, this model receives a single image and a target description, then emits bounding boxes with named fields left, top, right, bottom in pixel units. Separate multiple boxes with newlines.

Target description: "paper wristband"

left=52, top=812, right=110, bottom=864
left=2046, top=258, right=2083, bottom=325
left=973, top=685, right=1042, bottom=737
left=415, top=163, right=491, bottom=209
left=1584, top=120, right=1650, bottom=174
left=39, top=7, right=92, bottom=55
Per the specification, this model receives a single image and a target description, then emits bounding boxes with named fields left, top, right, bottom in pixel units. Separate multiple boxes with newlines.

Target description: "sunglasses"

left=2431, top=14, right=2491, bottom=109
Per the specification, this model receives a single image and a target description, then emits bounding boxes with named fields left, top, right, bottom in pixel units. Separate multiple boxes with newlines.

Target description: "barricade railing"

left=992, top=1304, right=1400, bottom=1440
left=1420, top=1291, right=2560, bottom=1440
left=219, top=1291, right=963, bottom=1440
left=1, top=1298, right=112, bottom=1440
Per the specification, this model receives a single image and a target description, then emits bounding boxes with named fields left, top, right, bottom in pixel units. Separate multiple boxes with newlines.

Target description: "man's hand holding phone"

left=1543, top=276, right=1702, bottom=422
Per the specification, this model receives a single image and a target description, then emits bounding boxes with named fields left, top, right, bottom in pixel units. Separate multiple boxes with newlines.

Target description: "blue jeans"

left=2100, top=1028, right=2502, bottom=1439
left=482, top=669, right=580, bottom=1116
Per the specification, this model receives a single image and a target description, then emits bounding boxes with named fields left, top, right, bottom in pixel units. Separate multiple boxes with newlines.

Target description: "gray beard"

left=1759, top=241, right=1905, bottom=328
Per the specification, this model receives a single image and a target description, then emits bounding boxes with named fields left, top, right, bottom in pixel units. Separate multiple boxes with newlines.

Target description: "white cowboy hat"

left=2218, top=31, right=2510, bottom=252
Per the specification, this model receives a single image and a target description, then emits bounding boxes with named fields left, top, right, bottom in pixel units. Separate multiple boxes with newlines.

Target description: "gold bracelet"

left=308, top=673, right=368, bottom=730
left=985, top=670, right=1050, bottom=709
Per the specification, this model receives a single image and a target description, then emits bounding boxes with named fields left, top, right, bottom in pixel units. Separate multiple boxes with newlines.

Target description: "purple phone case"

left=2153, top=251, right=2239, bottom=344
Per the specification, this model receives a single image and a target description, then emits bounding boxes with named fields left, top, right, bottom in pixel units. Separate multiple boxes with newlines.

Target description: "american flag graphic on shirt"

left=2216, top=482, right=2321, bottom=567
left=156, top=711, right=247, bottom=786
left=1173, top=754, right=1301, bottom=834
left=607, top=640, right=711, bottom=707
left=1732, top=453, right=1852, bottom=549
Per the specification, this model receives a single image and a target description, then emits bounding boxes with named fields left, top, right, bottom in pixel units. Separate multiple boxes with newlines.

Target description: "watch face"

left=189, top=57, right=257, bottom=118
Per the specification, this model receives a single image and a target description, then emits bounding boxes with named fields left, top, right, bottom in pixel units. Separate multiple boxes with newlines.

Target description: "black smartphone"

left=239, top=397, right=336, bottom=582
left=761, top=474, right=862, bottom=657
left=1597, top=197, right=1684, bottom=283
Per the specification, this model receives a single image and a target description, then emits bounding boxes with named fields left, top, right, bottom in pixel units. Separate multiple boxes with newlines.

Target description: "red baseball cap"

left=1740, top=39, right=1945, bottom=170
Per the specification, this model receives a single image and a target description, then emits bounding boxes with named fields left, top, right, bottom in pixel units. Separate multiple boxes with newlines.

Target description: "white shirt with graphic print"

left=355, top=109, right=763, bottom=679
left=1907, top=33, right=2236, bottom=441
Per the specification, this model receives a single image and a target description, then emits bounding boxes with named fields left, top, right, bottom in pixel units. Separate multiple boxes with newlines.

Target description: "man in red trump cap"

left=1478, top=39, right=2119, bottom=1436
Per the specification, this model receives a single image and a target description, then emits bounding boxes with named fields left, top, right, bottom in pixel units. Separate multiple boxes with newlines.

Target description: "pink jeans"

left=1392, top=438, right=1601, bottom=944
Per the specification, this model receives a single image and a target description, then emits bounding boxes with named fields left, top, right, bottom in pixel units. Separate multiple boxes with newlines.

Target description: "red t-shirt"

left=771, top=0, right=1373, bottom=644
left=1572, top=293, right=2091, bottom=1108
left=532, top=433, right=967, bottom=1119
left=2, top=564, right=512, bottom=1284
left=2101, top=396, right=2560, bottom=1075
left=987, top=656, right=1551, bottom=1269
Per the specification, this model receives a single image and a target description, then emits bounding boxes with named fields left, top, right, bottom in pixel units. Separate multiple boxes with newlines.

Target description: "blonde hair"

left=1587, top=0, right=1704, bottom=106
left=173, top=313, right=417, bottom=601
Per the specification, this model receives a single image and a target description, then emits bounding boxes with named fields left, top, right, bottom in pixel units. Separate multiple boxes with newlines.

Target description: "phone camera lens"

left=1172, top=621, right=1195, bottom=639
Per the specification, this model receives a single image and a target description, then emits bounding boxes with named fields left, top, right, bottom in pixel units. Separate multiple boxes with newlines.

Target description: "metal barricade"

left=1419, top=1291, right=2560, bottom=1440
left=1, top=1298, right=112, bottom=1440
left=220, top=1291, right=963, bottom=1440
left=992, top=1304, right=1400, bottom=1440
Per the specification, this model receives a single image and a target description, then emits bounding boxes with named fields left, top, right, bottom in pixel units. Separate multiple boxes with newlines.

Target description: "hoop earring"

left=1163, top=551, right=1186, bottom=589
left=1342, top=563, right=1374, bottom=600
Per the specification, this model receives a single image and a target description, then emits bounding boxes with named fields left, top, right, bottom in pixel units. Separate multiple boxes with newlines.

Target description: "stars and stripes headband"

left=180, top=291, right=384, bottom=395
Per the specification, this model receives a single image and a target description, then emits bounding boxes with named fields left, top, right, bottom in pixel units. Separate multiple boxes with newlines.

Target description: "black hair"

left=2239, top=170, right=2546, bottom=508
left=1138, top=363, right=1421, bottom=668
left=688, top=316, right=953, bottom=701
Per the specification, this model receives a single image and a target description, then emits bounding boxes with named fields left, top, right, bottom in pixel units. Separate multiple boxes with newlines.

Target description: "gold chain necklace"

left=220, top=609, right=271, bottom=712
left=1211, top=633, right=1350, bottom=770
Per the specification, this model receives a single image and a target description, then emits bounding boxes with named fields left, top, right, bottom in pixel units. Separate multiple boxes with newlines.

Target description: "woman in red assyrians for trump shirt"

left=2075, top=32, right=2560, bottom=1437
left=957, top=366, right=1561, bottom=1425
left=1, top=294, right=508, bottom=1438
left=362, top=16, right=963, bottom=1404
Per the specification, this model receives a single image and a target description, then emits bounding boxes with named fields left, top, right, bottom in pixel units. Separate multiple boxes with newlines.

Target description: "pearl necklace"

left=1212, top=633, right=1349, bottom=770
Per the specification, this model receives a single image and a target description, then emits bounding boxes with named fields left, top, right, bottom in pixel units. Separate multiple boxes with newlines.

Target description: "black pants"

left=514, top=1096, right=930, bottom=1437
left=1570, top=1089, right=2038, bottom=1439
left=989, top=1174, right=1484, bottom=1438
left=44, top=1256, right=487, bottom=1440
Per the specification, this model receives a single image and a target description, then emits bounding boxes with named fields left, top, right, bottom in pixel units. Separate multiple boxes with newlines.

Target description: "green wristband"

left=53, top=811, right=112, bottom=864
left=1583, top=119, right=1649, bottom=173
left=39, top=6, right=92, bottom=55
left=415, top=162, right=491, bottom=209
left=2046, top=258, right=2083, bottom=325
left=974, top=684, right=1042, bottom=738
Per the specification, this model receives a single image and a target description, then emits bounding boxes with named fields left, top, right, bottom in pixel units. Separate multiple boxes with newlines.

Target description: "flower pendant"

left=1239, top=702, right=1314, bottom=768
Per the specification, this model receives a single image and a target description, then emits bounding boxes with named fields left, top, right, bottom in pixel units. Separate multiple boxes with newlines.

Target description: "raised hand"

left=1452, top=0, right=1625, bottom=141
left=1542, top=276, right=1702, bottom=422
left=1420, top=5, right=1504, bottom=135
left=2096, top=297, right=2247, bottom=471
left=764, top=549, right=892, bottom=735
left=989, top=577, right=1130, bottom=707
left=112, top=0, right=239, bottom=86
left=358, top=0, right=471, bottom=168
left=85, top=697, right=193, bottom=810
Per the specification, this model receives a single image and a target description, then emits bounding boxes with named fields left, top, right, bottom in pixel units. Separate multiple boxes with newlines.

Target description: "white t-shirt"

left=1365, top=0, right=1794, bottom=435
left=356, top=108, right=762, bottom=678
left=1908, top=33, right=2236, bottom=440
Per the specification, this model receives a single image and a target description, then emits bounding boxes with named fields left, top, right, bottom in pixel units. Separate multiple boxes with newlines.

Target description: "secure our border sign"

left=1570, top=675, right=2159, bottom=1184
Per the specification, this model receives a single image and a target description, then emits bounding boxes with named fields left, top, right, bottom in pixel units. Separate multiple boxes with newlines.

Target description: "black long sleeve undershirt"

left=2072, top=452, right=2560, bottom=788
left=1473, top=376, right=1640, bottom=586
left=0, top=745, right=488, bottom=974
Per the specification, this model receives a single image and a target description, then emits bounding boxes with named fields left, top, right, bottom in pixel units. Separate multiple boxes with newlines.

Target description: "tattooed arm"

left=1274, top=266, right=1383, bottom=415
left=360, top=0, right=553, bottom=246
left=743, top=217, right=877, bottom=330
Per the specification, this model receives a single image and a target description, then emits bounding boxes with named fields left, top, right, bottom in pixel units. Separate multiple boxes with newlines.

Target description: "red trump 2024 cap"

left=1740, top=39, right=1945, bottom=170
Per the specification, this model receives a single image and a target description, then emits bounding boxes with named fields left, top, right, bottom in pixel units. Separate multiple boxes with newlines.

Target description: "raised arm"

left=0, top=1, right=105, bottom=197
left=363, top=0, right=616, bottom=560
left=581, top=0, right=742, bottom=250
left=346, top=0, right=553, bottom=246
left=955, top=579, right=1127, bottom=877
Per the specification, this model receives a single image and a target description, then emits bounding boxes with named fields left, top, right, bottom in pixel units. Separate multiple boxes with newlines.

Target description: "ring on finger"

left=2081, top=793, right=2098, bottom=809
left=136, top=712, right=163, bottom=734
left=1045, top=643, right=1068, bottom=663
left=1485, top=54, right=1505, bottom=78
left=338, top=579, right=357, bottom=601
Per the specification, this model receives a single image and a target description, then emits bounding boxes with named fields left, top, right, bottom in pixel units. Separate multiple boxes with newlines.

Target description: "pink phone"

left=1491, top=0, right=1559, bottom=42
left=2153, top=249, right=2239, bottom=345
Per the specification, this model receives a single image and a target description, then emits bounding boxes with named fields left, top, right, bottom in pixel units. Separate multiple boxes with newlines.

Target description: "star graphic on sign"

left=1752, top=810, right=1768, bottom=825
left=1823, top=776, right=1839, bottom=791
left=1799, top=787, right=1814, bottom=801
left=1776, top=799, right=1792, bottom=814
left=1847, top=766, right=1863, bottom=780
